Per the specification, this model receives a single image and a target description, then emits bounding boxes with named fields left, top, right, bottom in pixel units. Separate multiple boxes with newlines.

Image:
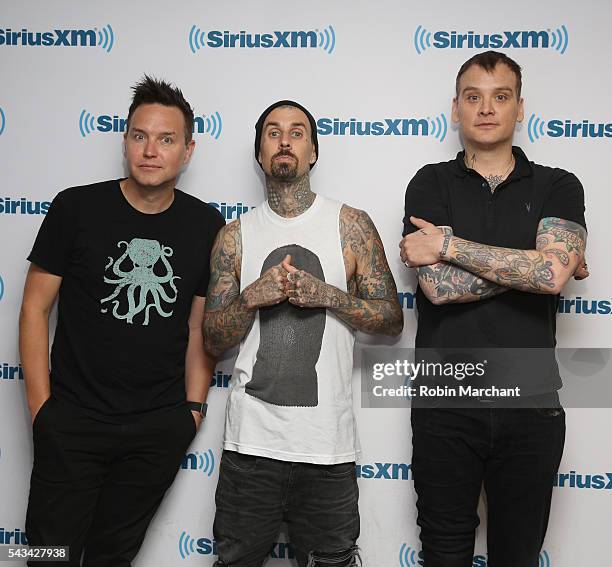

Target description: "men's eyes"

left=161, top=136, right=174, bottom=144
left=132, top=132, right=145, bottom=140
left=291, top=130, right=304, bottom=138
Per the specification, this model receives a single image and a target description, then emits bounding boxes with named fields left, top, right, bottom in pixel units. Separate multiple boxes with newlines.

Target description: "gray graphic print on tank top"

left=246, top=244, right=325, bottom=407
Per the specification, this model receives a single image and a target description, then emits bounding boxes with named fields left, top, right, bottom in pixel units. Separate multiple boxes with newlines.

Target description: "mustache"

left=272, top=150, right=298, bottom=160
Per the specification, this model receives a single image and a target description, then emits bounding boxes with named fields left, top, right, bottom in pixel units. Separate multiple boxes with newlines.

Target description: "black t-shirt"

left=28, top=179, right=225, bottom=420
left=403, top=147, right=586, bottom=394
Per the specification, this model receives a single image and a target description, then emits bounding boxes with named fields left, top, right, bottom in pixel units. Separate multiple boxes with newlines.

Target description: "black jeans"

left=26, top=397, right=196, bottom=566
left=213, top=451, right=360, bottom=567
left=411, top=393, right=565, bottom=567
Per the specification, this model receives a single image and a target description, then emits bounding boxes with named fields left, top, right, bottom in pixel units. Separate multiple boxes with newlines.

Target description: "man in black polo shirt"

left=399, top=51, right=587, bottom=566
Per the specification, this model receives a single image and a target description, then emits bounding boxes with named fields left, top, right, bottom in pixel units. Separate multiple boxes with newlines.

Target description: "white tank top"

left=223, top=194, right=359, bottom=464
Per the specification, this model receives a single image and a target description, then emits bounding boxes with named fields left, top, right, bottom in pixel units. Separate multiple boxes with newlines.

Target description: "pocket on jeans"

left=32, top=396, right=53, bottom=430
left=323, top=462, right=356, bottom=478
left=222, top=450, right=258, bottom=473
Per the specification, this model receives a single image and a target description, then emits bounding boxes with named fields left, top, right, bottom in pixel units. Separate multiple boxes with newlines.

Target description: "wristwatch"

left=186, top=401, right=208, bottom=418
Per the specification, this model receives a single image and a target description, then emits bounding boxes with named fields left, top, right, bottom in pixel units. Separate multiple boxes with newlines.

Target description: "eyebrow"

left=264, top=121, right=308, bottom=129
left=462, top=86, right=514, bottom=93
left=130, top=127, right=177, bottom=136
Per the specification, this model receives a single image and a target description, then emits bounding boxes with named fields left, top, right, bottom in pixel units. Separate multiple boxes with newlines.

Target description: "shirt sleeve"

left=194, top=208, right=226, bottom=297
left=27, top=189, right=76, bottom=276
left=403, top=165, right=451, bottom=236
left=541, top=170, right=587, bottom=231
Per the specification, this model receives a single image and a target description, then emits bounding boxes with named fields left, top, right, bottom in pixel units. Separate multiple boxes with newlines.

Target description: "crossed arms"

left=400, top=216, right=588, bottom=305
left=203, top=206, right=403, bottom=357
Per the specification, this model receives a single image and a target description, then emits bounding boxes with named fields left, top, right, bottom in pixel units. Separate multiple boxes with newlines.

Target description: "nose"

left=279, top=131, right=292, bottom=149
left=479, top=97, right=495, bottom=116
left=143, top=138, right=157, bottom=157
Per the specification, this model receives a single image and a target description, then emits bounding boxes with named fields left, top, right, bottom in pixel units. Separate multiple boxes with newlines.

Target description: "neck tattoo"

left=266, top=174, right=316, bottom=218
left=465, top=153, right=515, bottom=194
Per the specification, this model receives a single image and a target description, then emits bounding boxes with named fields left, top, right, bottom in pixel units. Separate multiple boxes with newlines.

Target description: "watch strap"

left=186, top=401, right=208, bottom=418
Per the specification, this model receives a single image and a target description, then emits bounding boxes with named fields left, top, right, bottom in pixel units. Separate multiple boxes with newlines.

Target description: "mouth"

left=475, top=123, right=499, bottom=129
left=273, top=154, right=296, bottom=161
left=139, top=164, right=162, bottom=170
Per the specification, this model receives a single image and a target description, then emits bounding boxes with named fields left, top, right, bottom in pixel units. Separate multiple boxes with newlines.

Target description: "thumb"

left=281, top=254, right=297, bottom=273
left=410, top=216, right=433, bottom=229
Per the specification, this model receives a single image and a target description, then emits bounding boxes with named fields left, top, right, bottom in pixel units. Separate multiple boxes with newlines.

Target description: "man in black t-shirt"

left=20, top=77, right=224, bottom=566
left=399, top=52, right=588, bottom=567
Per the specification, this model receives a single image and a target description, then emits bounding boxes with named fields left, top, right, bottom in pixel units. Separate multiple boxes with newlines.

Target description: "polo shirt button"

left=482, top=182, right=487, bottom=188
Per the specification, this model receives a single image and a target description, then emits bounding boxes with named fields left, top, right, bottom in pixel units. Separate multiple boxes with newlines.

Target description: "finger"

left=410, top=216, right=434, bottom=230
left=282, top=254, right=297, bottom=273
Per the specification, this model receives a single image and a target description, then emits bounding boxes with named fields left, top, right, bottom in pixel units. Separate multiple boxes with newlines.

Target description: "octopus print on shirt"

left=100, top=237, right=180, bottom=326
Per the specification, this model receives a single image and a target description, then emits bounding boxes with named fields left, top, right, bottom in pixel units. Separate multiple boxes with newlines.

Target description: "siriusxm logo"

left=399, top=544, right=551, bottom=567
left=209, top=202, right=254, bottom=221
left=558, top=296, right=612, bottom=315
left=178, top=532, right=294, bottom=560
left=398, top=291, right=416, bottom=310
left=356, top=462, right=412, bottom=481
left=79, top=110, right=223, bottom=139
left=528, top=114, right=612, bottom=142
left=0, top=105, right=5, bottom=136
left=0, top=528, right=28, bottom=545
left=413, top=25, right=568, bottom=54
left=181, top=450, right=216, bottom=477
left=554, top=470, right=612, bottom=490
left=188, top=25, right=335, bottom=54
left=211, top=370, right=231, bottom=388
left=0, top=197, right=51, bottom=215
left=317, top=114, right=447, bottom=141
left=0, top=25, right=115, bottom=52
left=1, top=363, right=23, bottom=381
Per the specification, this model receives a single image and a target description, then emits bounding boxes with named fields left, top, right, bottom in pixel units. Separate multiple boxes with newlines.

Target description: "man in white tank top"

left=204, top=101, right=403, bottom=567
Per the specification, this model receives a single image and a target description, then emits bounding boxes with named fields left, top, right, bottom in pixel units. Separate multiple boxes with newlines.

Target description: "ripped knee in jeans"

left=306, top=545, right=361, bottom=566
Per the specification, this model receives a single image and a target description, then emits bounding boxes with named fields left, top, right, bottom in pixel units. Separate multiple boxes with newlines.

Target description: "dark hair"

left=126, top=75, right=194, bottom=144
left=455, top=51, right=522, bottom=98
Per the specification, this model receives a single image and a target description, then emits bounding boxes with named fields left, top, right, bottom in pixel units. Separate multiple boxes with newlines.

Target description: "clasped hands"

left=242, top=254, right=333, bottom=310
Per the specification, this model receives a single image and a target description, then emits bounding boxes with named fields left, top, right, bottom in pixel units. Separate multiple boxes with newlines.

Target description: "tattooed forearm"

left=445, top=238, right=557, bottom=293
left=417, top=262, right=508, bottom=305
left=204, top=221, right=255, bottom=357
left=335, top=206, right=403, bottom=336
left=538, top=217, right=586, bottom=254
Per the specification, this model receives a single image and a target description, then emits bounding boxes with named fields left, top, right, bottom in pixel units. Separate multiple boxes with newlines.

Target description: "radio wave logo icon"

left=0, top=275, right=4, bottom=301
left=549, top=25, right=568, bottom=54
left=0, top=106, right=5, bottom=136
left=178, top=531, right=197, bottom=559
left=539, top=550, right=551, bottom=567
left=79, top=109, right=97, bottom=138
left=188, top=25, right=206, bottom=53
left=414, top=25, right=432, bottom=55
left=195, top=112, right=223, bottom=140
left=317, top=25, right=336, bottom=54
left=528, top=113, right=547, bottom=143
left=399, top=544, right=419, bottom=567
left=428, top=113, right=447, bottom=142
left=96, top=24, right=115, bottom=52
left=193, top=449, right=216, bottom=476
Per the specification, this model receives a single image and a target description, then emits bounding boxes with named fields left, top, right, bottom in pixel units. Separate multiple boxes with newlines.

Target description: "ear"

left=309, top=146, right=317, bottom=165
left=451, top=97, right=459, bottom=124
left=257, top=149, right=262, bottom=165
left=183, top=139, right=196, bottom=165
left=516, top=97, right=525, bottom=123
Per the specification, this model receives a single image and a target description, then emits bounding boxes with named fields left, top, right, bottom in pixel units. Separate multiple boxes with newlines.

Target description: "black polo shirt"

left=403, top=146, right=586, bottom=394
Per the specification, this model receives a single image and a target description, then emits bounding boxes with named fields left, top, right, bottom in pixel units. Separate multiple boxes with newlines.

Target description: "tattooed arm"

left=203, top=221, right=289, bottom=357
left=401, top=217, right=508, bottom=305
left=402, top=216, right=586, bottom=295
left=284, top=206, right=403, bottom=336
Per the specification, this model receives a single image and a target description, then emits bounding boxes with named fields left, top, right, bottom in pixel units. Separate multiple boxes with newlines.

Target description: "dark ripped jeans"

left=411, top=392, right=565, bottom=567
left=213, top=451, right=360, bottom=567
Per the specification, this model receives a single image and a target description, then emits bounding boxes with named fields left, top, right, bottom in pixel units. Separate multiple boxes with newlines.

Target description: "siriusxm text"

left=0, top=363, right=24, bottom=380
left=204, top=30, right=317, bottom=49
left=0, top=197, right=50, bottom=215
left=433, top=30, right=550, bottom=49
left=317, top=118, right=428, bottom=137
left=0, top=28, right=96, bottom=47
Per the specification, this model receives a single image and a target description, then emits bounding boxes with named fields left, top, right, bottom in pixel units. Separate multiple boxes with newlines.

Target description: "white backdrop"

left=0, top=1, right=610, bottom=566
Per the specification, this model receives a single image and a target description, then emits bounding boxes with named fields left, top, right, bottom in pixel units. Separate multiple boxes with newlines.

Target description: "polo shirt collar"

left=452, top=145, right=534, bottom=179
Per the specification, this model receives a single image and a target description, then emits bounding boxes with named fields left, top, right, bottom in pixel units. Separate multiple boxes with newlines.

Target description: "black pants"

left=411, top=393, right=565, bottom=567
left=213, top=451, right=360, bottom=567
left=26, top=397, right=196, bottom=566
